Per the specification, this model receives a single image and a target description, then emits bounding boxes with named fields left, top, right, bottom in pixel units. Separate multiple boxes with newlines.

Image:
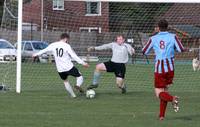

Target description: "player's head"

left=60, top=33, right=70, bottom=43
left=116, top=35, right=125, bottom=45
left=158, top=19, right=168, bottom=31
left=154, top=26, right=160, bottom=33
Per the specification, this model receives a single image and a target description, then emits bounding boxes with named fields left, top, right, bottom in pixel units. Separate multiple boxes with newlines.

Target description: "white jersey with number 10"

left=34, top=41, right=85, bottom=72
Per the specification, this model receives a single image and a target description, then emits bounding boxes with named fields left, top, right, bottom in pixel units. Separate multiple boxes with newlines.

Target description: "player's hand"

left=87, top=47, right=95, bottom=52
left=83, top=63, right=89, bottom=68
left=132, top=48, right=135, bottom=54
left=184, top=48, right=193, bottom=52
left=189, top=48, right=194, bottom=52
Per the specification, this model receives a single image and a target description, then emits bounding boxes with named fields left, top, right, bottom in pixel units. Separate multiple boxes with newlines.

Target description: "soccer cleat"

left=159, top=117, right=164, bottom=121
left=87, top=84, right=98, bottom=90
left=74, top=86, right=84, bottom=93
left=121, top=87, right=126, bottom=94
left=121, top=85, right=127, bottom=94
left=71, top=95, right=77, bottom=98
left=172, top=96, right=179, bottom=112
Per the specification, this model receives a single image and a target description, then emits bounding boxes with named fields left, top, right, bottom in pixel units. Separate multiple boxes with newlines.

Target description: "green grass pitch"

left=0, top=62, right=199, bottom=127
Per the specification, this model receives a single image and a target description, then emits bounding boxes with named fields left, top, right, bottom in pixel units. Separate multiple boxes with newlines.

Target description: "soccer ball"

left=86, top=89, right=96, bottom=98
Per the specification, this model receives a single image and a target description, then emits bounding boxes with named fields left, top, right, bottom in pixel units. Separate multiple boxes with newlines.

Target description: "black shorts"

left=58, top=67, right=81, bottom=80
left=104, top=60, right=126, bottom=78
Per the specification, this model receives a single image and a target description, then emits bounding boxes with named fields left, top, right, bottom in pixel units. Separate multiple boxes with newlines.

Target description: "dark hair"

left=60, top=33, right=70, bottom=40
left=158, top=19, right=168, bottom=31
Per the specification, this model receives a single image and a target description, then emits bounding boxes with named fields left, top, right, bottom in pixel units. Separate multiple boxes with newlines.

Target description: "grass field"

left=0, top=62, right=199, bottom=127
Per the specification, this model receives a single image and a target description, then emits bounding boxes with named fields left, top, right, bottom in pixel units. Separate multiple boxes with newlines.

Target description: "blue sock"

left=92, top=71, right=101, bottom=85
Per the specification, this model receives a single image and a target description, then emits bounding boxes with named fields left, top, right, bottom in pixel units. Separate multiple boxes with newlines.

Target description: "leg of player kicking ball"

left=116, top=77, right=126, bottom=94
left=64, top=80, right=76, bottom=98
left=74, top=76, right=84, bottom=93
left=87, top=63, right=106, bottom=89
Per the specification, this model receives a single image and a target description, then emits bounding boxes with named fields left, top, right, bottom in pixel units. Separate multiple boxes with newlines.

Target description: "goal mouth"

left=1, top=0, right=199, bottom=93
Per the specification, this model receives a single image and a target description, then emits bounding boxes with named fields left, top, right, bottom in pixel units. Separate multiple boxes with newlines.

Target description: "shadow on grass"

left=170, top=114, right=200, bottom=121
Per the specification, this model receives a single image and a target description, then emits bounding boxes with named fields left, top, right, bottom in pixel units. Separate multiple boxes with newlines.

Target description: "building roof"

left=161, top=3, right=200, bottom=25
left=157, top=3, right=200, bottom=38
left=172, top=25, right=200, bottom=38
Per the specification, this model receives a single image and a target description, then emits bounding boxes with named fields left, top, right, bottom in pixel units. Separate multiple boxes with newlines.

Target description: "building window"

left=80, top=27, right=101, bottom=33
left=53, top=0, right=64, bottom=10
left=86, top=2, right=101, bottom=16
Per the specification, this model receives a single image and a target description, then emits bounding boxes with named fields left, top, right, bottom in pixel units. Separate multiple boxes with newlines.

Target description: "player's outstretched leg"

left=75, top=76, right=84, bottom=93
left=87, top=63, right=105, bottom=89
left=87, top=71, right=100, bottom=89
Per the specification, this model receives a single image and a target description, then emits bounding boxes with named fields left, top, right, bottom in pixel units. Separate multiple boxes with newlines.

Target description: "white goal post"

left=16, top=0, right=22, bottom=93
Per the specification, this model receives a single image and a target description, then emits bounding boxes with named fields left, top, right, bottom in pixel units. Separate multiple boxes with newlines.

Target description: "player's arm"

left=142, top=38, right=153, bottom=55
left=67, top=45, right=89, bottom=68
left=174, top=35, right=185, bottom=52
left=125, top=44, right=135, bottom=55
left=88, top=43, right=113, bottom=52
left=32, top=44, right=52, bottom=57
left=174, top=35, right=195, bottom=52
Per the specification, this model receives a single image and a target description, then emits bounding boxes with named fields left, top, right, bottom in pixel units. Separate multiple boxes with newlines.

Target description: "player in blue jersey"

left=142, top=19, right=185, bottom=120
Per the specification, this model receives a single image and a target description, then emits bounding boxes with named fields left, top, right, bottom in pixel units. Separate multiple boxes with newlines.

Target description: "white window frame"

left=79, top=27, right=101, bottom=33
left=85, top=2, right=101, bottom=16
left=53, top=0, right=64, bottom=11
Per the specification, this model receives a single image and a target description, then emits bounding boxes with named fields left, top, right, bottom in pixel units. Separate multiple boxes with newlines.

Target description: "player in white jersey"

left=87, top=35, right=135, bottom=93
left=33, top=33, right=89, bottom=98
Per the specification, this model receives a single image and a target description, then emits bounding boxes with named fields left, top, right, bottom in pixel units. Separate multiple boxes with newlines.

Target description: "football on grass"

left=86, top=89, right=95, bottom=98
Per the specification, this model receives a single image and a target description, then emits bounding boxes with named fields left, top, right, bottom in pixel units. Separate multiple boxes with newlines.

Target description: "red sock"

left=159, top=92, right=173, bottom=102
left=159, top=99, right=167, bottom=118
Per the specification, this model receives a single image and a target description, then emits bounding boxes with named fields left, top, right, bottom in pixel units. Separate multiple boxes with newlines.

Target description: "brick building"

left=23, top=0, right=109, bottom=33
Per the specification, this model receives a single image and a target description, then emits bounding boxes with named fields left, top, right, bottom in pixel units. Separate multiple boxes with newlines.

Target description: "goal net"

left=1, top=0, right=200, bottom=93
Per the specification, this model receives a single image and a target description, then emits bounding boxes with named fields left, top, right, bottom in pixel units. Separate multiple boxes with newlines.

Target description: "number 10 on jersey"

left=56, top=48, right=64, bottom=57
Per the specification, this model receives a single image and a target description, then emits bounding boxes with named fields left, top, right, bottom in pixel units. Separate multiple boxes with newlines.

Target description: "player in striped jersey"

left=142, top=19, right=185, bottom=120
left=87, top=35, right=135, bottom=94
left=33, top=33, right=89, bottom=98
